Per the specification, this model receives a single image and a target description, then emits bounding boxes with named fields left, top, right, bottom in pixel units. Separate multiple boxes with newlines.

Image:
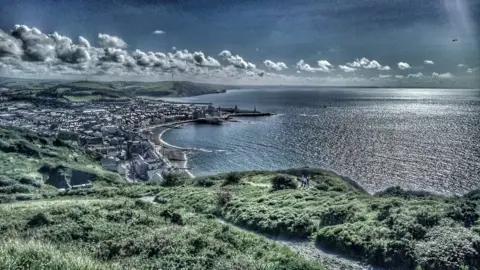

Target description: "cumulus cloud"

left=346, top=57, right=389, bottom=71
left=263, top=60, right=287, bottom=71
left=395, top=75, right=404, bottom=79
left=458, top=64, right=465, bottom=68
left=0, top=30, right=23, bottom=57
left=432, top=72, right=453, bottom=79
left=338, top=65, right=356, bottom=72
left=424, top=60, right=434, bottom=65
left=153, top=30, right=166, bottom=35
left=397, top=62, right=411, bottom=70
left=219, top=50, right=256, bottom=69
left=295, top=59, right=332, bottom=72
left=98, top=33, right=127, bottom=49
left=379, top=74, right=391, bottom=78
left=407, top=72, right=423, bottom=78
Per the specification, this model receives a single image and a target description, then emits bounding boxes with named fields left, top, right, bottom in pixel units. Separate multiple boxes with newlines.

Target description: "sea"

left=161, top=87, right=480, bottom=195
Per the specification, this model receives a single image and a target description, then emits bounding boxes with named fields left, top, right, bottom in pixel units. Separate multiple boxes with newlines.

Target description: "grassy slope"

left=0, top=127, right=123, bottom=202
left=155, top=170, right=480, bottom=269
left=0, top=197, right=324, bottom=270
left=1, top=78, right=230, bottom=101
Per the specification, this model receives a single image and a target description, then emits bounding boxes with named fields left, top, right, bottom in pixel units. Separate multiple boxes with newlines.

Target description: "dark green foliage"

left=270, top=174, right=298, bottom=191
left=161, top=172, right=188, bottom=187
left=0, top=184, right=32, bottom=194
left=27, top=212, right=53, bottom=227
left=222, top=172, right=242, bottom=186
left=19, top=177, right=42, bottom=188
left=216, top=190, right=233, bottom=207
left=0, top=179, right=14, bottom=187
left=320, top=205, right=356, bottom=226
left=194, top=176, right=216, bottom=187
left=376, top=186, right=437, bottom=199
left=446, top=200, right=479, bottom=227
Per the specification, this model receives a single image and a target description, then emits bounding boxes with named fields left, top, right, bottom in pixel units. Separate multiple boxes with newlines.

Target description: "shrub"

left=0, top=179, right=14, bottom=187
left=194, top=177, right=216, bottom=187
left=222, top=172, right=242, bottom=186
left=161, top=172, right=188, bottom=187
left=27, top=212, right=53, bottom=227
left=19, top=176, right=42, bottom=188
left=446, top=200, right=479, bottom=227
left=216, top=190, right=233, bottom=207
left=270, top=174, right=298, bottom=191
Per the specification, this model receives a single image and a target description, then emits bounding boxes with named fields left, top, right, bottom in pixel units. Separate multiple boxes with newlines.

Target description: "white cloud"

left=466, top=68, right=477, bottom=73
left=338, top=65, right=356, bottom=72
left=345, top=57, right=389, bottom=71
left=432, top=72, right=453, bottom=79
left=295, top=59, right=332, bottom=72
left=407, top=72, right=423, bottom=78
left=98, top=33, right=127, bottom=49
left=395, top=75, right=404, bottom=79
left=397, top=62, right=411, bottom=70
left=219, top=50, right=256, bottom=69
left=379, top=74, right=391, bottom=78
left=424, top=60, right=434, bottom=65
left=317, top=60, right=333, bottom=72
left=153, top=30, right=166, bottom=35
left=458, top=64, right=465, bottom=68
left=263, top=60, right=288, bottom=71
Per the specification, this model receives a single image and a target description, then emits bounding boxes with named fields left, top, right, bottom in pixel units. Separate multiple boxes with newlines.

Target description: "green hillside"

left=0, top=77, right=231, bottom=102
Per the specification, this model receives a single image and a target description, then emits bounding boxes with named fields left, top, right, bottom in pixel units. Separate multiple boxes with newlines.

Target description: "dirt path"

left=142, top=195, right=376, bottom=270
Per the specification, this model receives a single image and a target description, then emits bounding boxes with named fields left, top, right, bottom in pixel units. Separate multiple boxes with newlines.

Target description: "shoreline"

left=155, top=124, right=195, bottom=178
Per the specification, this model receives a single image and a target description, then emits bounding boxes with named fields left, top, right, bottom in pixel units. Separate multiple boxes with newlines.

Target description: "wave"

left=299, top=114, right=319, bottom=117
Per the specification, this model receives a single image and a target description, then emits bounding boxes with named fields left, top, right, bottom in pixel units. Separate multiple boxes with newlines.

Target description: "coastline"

left=154, top=124, right=194, bottom=178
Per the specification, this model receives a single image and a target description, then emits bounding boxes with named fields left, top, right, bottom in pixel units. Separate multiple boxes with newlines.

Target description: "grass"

left=0, top=126, right=124, bottom=201
left=153, top=169, right=480, bottom=269
left=0, top=198, right=324, bottom=270
left=64, top=95, right=103, bottom=102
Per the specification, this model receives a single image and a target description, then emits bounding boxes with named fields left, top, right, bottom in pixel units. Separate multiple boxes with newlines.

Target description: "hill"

left=2, top=127, right=480, bottom=269
left=0, top=77, right=231, bottom=102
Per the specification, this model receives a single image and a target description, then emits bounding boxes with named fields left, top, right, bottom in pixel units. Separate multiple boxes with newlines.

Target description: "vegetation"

left=1, top=126, right=480, bottom=269
left=0, top=198, right=324, bottom=269
left=154, top=169, right=480, bottom=269
left=0, top=78, right=231, bottom=102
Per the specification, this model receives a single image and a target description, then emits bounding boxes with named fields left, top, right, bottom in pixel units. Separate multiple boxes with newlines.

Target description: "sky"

left=0, top=0, right=479, bottom=87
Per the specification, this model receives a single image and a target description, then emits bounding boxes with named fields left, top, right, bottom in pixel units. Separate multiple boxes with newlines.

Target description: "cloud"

left=338, top=65, right=356, bottom=72
left=432, top=72, right=454, bottom=79
left=0, top=30, right=23, bottom=57
left=295, top=59, right=332, bottom=72
left=263, top=60, right=287, bottom=71
left=346, top=58, right=389, bottom=71
left=458, top=64, right=465, bottom=68
left=379, top=74, right=391, bottom=78
left=407, top=72, right=423, bottom=78
left=98, top=33, right=127, bottom=49
left=219, top=50, right=256, bottom=69
left=153, top=30, right=166, bottom=35
left=424, top=60, right=434, bottom=65
left=395, top=75, right=404, bottom=79
left=466, top=68, right=477, bottom=73
left=397, top=62, right=411, bottom=70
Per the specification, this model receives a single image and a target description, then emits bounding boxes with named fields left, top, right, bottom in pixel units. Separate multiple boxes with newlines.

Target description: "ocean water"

left=161, top=87, right=480, bottom=194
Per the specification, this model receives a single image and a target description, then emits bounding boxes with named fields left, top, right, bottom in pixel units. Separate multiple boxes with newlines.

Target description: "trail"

left=141, top=195, right=374, bottom=270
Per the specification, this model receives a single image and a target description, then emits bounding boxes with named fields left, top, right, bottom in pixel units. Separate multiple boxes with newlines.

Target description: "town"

left=0, top=96, right=228, bottom=183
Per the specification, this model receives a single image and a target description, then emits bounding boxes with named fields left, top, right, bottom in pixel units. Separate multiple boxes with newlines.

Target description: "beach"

left=152, top=124, right=194, bottom=178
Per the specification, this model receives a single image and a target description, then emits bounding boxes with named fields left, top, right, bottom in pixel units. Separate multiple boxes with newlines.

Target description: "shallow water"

left=162, top=87, right=480, bottom=194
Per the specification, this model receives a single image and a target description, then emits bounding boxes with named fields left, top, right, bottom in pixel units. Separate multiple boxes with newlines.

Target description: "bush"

left=19, top=176, right=42, bottom=188
left=222, top=172, right=242, bottom=186
left=270, top=174, right=298, bottom=191
left=446, top=200, right=479, bottom=227
left=216, top=190, right=233, bottom=207
left=27, top=212, right=53, bottom=227
left=161, top=172, right=188, bottom=187
left=194, top=177, right=216, bottom=187
left=0, top=179, right=14, bottom=187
